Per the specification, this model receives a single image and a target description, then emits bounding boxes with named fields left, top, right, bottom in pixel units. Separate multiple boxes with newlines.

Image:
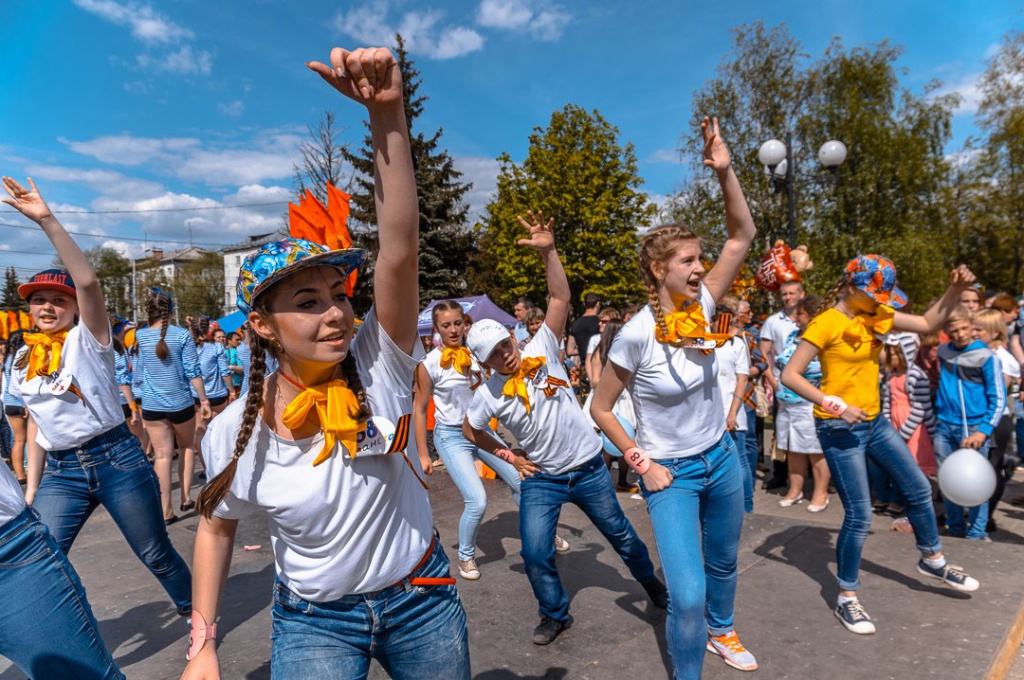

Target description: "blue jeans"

left=639, top=433, right=744, bottom=679
left=270, top=539, right=470, bottom=679
left=0, top=508, right=123, bottom=679
left=815, top=417, right=942, bottom=591
left=867, top=457, right=904, bottom=506
left=1015, top=401, right=1024, bottom=461
left=32, top=423, right=192, bottom=612
left=731, top=429, right=752, bottom=513
left=932, top=419, right=990, bottom=539
left=433, top=423, right=522, bottom=561
left=744, top=405, right=759, bottom=508
left=520, top=454, right=655, bottom=623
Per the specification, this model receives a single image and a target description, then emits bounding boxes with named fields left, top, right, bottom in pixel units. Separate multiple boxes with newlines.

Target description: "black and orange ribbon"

left=501, top=356, right=568, bottom=414
left=655, top=302, right=732, bottom=354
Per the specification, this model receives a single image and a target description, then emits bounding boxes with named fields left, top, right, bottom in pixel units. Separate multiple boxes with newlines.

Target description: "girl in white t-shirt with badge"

left=591, top=117, right=759, bottom=676
left=1, top=176, right=194, bottom=623
left=463, top=211, right=667, bottom=647
left=183, top=46, right=469, bottom=680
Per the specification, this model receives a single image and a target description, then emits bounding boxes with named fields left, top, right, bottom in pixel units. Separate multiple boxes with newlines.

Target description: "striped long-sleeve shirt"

left=135, top=324, right=202, bottom=412
left=192, top=342, right=230, bottom=400
left=881, top=364, right=937, bottom=440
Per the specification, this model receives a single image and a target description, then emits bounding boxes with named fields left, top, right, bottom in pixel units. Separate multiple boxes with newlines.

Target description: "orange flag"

left=18, top=311, right=31, bottom=331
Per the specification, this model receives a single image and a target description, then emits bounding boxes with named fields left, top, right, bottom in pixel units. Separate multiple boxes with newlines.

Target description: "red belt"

left=387, top=537, right=456, bottom=589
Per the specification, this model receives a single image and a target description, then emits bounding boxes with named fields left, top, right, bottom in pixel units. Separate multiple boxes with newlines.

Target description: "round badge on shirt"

left=355, top=417, right=396, bottom=456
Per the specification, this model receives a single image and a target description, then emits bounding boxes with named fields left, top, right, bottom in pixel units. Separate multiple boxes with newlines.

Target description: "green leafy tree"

left=175, top=252, right=226, bottom=320
left=341, top=33, right=475, bottom=313
left=1, top=267, right=25, bottom=311
left=674, top=23, right=960, bottom=306
left=88, top=247, right=132, bottom=316
left=476, top=104, right=656, bottom=316
left=962, top=31, right=1024, bottom=293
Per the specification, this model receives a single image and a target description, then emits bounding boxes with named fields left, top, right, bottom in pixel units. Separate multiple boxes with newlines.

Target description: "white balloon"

left=937, top=448, right=996, bottom=508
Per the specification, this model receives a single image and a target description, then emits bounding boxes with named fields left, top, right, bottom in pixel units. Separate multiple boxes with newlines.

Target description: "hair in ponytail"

left=146, top=291, right=174, bottom=360
left=197, top=330, right=271, bottom=518
left=639, top=224, right=700, bottom=343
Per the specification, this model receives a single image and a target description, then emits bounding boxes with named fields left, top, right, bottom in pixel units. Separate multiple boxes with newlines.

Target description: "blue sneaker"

left=834, top=600, right=876, bottom=635
left=916, top=560, right=980, bottom=592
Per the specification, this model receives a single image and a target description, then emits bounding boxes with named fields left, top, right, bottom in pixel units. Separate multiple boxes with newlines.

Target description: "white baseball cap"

left=466, top=318, right=512, bottom=362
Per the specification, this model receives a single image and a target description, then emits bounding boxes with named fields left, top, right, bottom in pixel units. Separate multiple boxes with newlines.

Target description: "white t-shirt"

left=421, top=347, right=485, bottom=427
left=466, top=323, right=600, bottom=474
left=0, top=463, right=27, bottom=527
left=995, top=345, right=1020, bottom=416
left=716, top=337, right=750, bottom=431
left=11, top=323, right=124, bottom=450
left=607, top=285, right=726, bottom=459
left=761, top=309, right=799, bottom=364
left=202, top=308, right=432, bottom=602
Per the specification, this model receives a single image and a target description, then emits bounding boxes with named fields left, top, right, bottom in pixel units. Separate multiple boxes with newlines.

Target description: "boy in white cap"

left=462, top=210, right=667, bottom=646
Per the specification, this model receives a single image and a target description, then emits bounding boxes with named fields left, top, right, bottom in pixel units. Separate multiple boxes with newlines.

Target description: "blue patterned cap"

left=845, top=254, right=907, bottom=309
left=236, top=238, right=367, bottom=314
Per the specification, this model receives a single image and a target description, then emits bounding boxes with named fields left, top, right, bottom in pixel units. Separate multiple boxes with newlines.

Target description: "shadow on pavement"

left=474, top=669, right=569, bottom=679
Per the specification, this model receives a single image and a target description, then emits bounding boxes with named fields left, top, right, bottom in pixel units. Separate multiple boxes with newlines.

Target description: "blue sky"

left=0, top=0, right=1020, bottom=280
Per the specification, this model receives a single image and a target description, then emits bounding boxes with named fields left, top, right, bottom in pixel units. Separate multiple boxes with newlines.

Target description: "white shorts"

left=775, top=399, right=822, bottom=454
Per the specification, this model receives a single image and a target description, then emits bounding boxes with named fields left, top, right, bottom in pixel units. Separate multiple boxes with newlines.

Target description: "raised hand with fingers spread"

left=2, top=176, right=54, bottom=223
left=701, top=116, right=731, bottom=174
left=516, top=210, right=556, bottom=251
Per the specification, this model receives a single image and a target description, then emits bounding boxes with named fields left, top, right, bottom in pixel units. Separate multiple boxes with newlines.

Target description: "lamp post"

left=758, top=136, right=847, bottom=245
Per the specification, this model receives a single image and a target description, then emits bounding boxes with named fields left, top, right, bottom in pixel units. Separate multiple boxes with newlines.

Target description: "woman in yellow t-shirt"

left=781, top=255, right=980, bottom=637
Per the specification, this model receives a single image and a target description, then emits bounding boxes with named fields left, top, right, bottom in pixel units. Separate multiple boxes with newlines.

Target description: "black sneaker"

left=641, top=578, right=669, bottom=609
left=916, top=560, right=980, bottom=591
left=532, top=616, right=569, bottom=645
left=834, top=600, right=876, bottom=635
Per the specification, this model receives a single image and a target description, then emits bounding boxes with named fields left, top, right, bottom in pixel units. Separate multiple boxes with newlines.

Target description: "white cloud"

left=333, top=2, right=484, bottom=60
left=60, top=132, right=303, bottom=186
left=72, top=0, right=192, bottom=43
left=476, top=0, right=570, bottom=41
left=649, top=148, right=680, bottom=164
left=216, top=100, right=245, bottom=117
left=453, top=155, right=501, bottom=220
left=937, top=72, right=983, bottom=115
left=72, top=0, right=213, bottom=78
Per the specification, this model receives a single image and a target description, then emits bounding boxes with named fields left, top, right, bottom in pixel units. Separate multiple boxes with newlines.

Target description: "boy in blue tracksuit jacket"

left=933, top=309, right=1005, bottom=540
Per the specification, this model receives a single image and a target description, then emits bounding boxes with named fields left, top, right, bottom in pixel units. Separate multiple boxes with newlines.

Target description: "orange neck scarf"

left=279, top=372, right=367, bottom=466
left=655, top=302, right=731, bottom=350
left=842, top=305, right=895, bottom=347
left=501, top=356, right=568, bottom=415
left=23, top=331, right=68, bottom=378
left=440, top=346, right=473, bottom=376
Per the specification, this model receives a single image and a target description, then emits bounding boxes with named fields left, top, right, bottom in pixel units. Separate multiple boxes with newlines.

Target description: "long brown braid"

left=819, top=274, right=851, bottom=317
left=639, top=224, right=700, bottom=345
left=197, top=330, right=271, bottom=518
left=190, top=317, right=210, bottom=348
left=146, top=291, right=174, bottom=360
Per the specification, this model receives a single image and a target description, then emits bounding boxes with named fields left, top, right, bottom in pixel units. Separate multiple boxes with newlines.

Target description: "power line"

left=1, top=200, right=289, bottom=215
left=0, top=221, right=235, bottom=247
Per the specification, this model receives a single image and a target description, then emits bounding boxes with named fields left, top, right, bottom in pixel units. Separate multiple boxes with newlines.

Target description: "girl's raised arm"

left=697, top=118, right=756, bottom=304
left=2, top=177, right=109, bottom=345
left=894, top=265, right=976, bottom=334
left=308, top=47, right=419, bottom=354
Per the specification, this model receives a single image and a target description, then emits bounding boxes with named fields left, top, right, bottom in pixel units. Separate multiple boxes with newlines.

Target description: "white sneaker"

left=706, top=631, right=758, bottom=671
left=458, top=558, right=480, bottom=580
left=554, top=535, right=570, bottom=553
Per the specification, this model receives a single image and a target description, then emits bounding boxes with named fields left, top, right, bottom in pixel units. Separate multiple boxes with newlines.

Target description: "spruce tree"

left=1, top=267, right=25, bottom=311
left=341, top=33, right=474, bottom=313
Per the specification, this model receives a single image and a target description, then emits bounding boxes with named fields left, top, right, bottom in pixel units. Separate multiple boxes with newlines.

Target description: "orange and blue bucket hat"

left=845, top=254, right=907, bottom=309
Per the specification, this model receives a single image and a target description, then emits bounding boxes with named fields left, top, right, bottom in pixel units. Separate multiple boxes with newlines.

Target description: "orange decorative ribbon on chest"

left=654, top=302, right=731, bottom=352
left=440, top=346, right=473, bottom=376
left=842, top=305, right=895, bottom=347
left=280, top=374, right=367, bottom=466
left=23, top=331, right=67, bottom=377
left=501, top=356, right=568, bottom=415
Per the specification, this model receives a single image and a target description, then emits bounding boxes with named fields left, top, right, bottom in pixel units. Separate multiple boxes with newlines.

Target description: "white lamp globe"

left=818, top=140, right=848, bottom=168
left=772, top=158, right=788, bottom=180
left=758, top=139, right=787, bottom=167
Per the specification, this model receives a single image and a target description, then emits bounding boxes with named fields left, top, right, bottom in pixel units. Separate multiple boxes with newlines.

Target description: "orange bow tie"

left=655, top=302, right=731, bottom=351
left=23, top=331, right=68, bottom=378
left=440, top=346, right=474, bottom=376
left=501, top=356, right=568, bottom=415
left=842, top=305, right=895, bottom=346
left=280, top=376, right=367, bottom=466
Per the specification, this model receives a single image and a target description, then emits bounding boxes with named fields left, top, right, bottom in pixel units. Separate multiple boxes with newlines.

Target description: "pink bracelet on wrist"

left=186, top=611, right=217, bottom=660
left=622, top=447, right=651, bottom=475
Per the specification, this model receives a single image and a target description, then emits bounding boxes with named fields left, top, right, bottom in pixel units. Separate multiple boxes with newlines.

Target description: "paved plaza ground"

left=2, top=456, right=1023, bottom=679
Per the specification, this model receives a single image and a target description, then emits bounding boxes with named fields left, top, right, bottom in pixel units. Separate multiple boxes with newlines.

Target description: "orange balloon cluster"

left=755, top=241, right=813, bottom=291
left=0, top=310, right=33, bottom=340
